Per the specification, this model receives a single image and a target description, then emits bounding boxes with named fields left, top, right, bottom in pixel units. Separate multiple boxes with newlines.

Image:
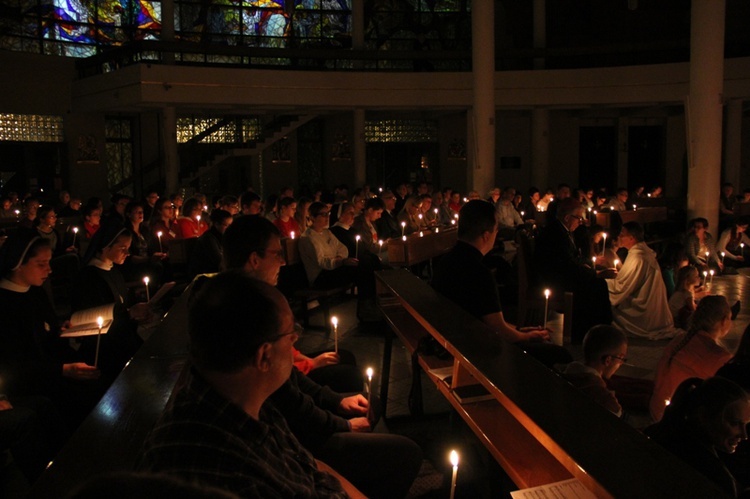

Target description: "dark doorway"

left=627, top=126, right=665, bottom=192
left=579, top=126, right=617, bottom=192
left=367, top=143, right=439, bottom=190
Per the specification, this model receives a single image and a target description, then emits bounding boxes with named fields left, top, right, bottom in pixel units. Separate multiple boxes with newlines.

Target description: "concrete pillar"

left=530, top=108, right=549, bottom=189
left=533, top=0, right=546, bottom=70
left=686, top=0, right=725, bottom=230
left=724, top=99, right=743, bottom=189
left=162, top=107, right=179, bottom=195
left=353, top=109, right=366, bottom=187
left=469, top=0, right=495, bottom=196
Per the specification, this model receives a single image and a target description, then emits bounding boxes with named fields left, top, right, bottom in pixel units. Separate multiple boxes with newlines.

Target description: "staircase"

left=180, top=114, right=317, bottom=185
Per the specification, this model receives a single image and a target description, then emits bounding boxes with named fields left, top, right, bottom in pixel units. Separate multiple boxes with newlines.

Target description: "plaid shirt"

left=139, top=368, right=348, bottom=498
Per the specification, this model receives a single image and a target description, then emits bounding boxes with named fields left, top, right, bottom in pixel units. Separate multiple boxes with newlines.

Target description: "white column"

left=162, top=107, right=179, bottom=195
left=724, top=99, right=743, bottom=189
left=531, top=108, right=549, bottom=189
left=353, top=109, right=366, bottom=187
left=686, top=0, right=725, bottom=230
left=470, top=0, right=495, bottom=196
left=532, top=0, right=546, bottom=70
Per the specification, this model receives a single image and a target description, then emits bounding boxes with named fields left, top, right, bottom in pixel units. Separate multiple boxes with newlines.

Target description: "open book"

left=61, top=303, right=115, bottom=338
left=149, top=281, right=175, bottom=305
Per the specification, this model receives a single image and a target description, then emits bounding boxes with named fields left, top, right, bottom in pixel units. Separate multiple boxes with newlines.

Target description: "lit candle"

left=402, top=235, right=407, bottom=241
left=143, top=276, right=150, bottom=301
left=435, top=227, right=439, bottom=233
left=203, top=205, right=208, bottom=212
left=355, top=234, right=361, bottom=259
left=543, top=289, right=550, bottom=330
left=632, top=204, right=637, bottom=211
left=14, top=209, right=19, bottom=218
left=366, top=367, right=374, bottom=410
left=72, top=226, right=78, bottom=245
left=721, top=252, right=725, bottom=264
left=157, top=231, right=163, bottom=252
left=463, top=197, right=468, bottom=203
left=742, top=243, right=746, bottom=252
left=709, top=269, right=715, bottom=287
left=434, top=208, right=438, bottom=216
left=601, top=233, right=607, bottom=257
left=378, top=187, right=383, bottom=193
left=418, top=213, right=423, bottom=221
left=647, top=193, right=652, bottom=198
left=705, top=251, right=710, bottom=261
left=449, top=450, right=459, bottom=499
left=702, top=270, right=708, bottom=286
left=419, top=231, right=423, bottom=238
left=378, top=239, right=383, bottom=252
left=401, top=221, right=406, bottom=237
left=592, top=256, right=597, bottom=267
left=94, top=316, right=104, bottom=368
left=454, top=213, right=459, bottom=220
left=290, top=231, right=295, bottom=240
left=331, top=316, right=338, bottom=353
left=450, top=219, right=456, bottom=226
left=196, top=215, right=201, bottom=223
left=521, top=210, right=525, bottom=218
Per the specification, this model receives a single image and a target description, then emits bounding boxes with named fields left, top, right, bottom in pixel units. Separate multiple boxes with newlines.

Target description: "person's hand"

left=63, top=363, right=100, bottom=380
left=342, top=258, right=359, bottom=266
left=152, top=252, right=168, bottom=261
left=339, top=394, right=368, bottom=416
left=348, top=417, right=371, bottom=433
left=128, top=302, right=152, bottom=322
left=0, top=399, right=12, bottom=411
left=738, top=256, right=745, bottom=262
left=65, top=245, right=77, bottom=253
left=311, top=352, right=340, bottom=370
left=518, top=327, right=550, bottom=342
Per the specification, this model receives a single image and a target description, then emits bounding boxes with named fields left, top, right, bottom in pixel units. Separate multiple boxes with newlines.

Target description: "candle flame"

left=450, top=450, right=459, bottom=467
left=419, top=231, right=423, bottom=237
left=290, top=231, right=295, bottom=239
left=709, top=269, right=715, bottom=276
left=366, top=367, right=373, bottom=380
left=378, top=240, right=383, bottom=246
left=614, top=259, right=620, bottom=267
left=96, top=316, right=103, bottom=328
left=143, top=276, right=149, bottom=285
left=331, top=316, right=338, bottom=326
left=544, top=289, right=551, bottom=299
left=355, top=235, right=361, bottom=241
left=402, top=236, right=407, bottom=241
left=401, top=221, right=406, bottom=227
left=73, top=227, right=78, bottom=233
left=157, top=231, right=163, bottom=237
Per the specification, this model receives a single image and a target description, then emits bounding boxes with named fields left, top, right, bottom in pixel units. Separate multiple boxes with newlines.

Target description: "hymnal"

left=61, top=303, right=115, bottom=338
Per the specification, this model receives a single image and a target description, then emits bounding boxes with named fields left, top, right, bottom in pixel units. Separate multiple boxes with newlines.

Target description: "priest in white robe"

left=606, top=222, right=679, bottom=340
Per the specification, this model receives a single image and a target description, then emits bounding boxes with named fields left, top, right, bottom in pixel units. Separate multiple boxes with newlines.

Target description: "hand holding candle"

left=157, top=231, right=163, bottom=252
left=366, top=367, right=373, bottom=418
left=355, top=234, right=360, bottom=259
left=94, top=316, right=104, bottom=368
left=449, top=450, right=459, bottom=499
left=331, top=316, right=338, bottom=354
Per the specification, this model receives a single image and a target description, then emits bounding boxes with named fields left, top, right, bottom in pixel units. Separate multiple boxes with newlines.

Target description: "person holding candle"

left=352, top=197, right=386, bottom=257
left=716, top=216, right=750, bottom=271
left=273, top=196, right=302, bottom=238
left=75, top=225, right=152, bottom=379
left=122, top=201, right=167, bottom=284
left=397, top=197, right=424, bottom=235
left=668, top=266, right=705, bottom=330
left=605, top=222, right=679, bottom=340
left=650, top=296, right=734, bottom=422
left=375, top=189, right=401, bottom=240
left=149, top=198, right=179, bottom=253
left=685, top=217, right=723, bottom=272
left=175, top=198, right=208, bottom=239
left=534, top=197, right=614, bottom=345
left=139, top=273, right=367, bottom=499
left=188, top=209, right=233, bottom=277
left=433, top=200, right=573, bottom=367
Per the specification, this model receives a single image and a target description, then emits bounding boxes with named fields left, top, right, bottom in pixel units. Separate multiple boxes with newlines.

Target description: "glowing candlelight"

left=449, top=450, right=459, bottom=499
left=614, top=258, right=620, bottom=270
left=709, top=269, right=715, bottom=287
left=632, top=204, right=637, bottom=211
left=463, top=197, right=468, bottom=203
left=401, top=221, right=406, bottom=236
left=450, top=219, right=456, bottom=226
left=94, top=316, right=104, bottom=368
left=647, top=193, right=652, bottom=198
left=702, top=270, right=708, bottom=286
left=543, top=289, right=550, bottom=330
left=196, top=215, right=201, bottom=223
left=721, top=251, right=725, bottom=264
left=592, top=256, right=597, bottom=267
left=331, top=316, right=338, bottom=353
left=355, top=234, right=361, bottom=259
left=419, top=231, right=423, bottom=238
left=601, top=233, right=607, bottom=257
left=143, top=276, right=150, bottom=301
left=378, top=239, right=383, bottom=253
left=418, top=213, right=423, bottom=220
left=366, top=367, right=374, bottom=412
left=203, top=205, right=208, bottom=212
left=705, top=251, right=710, bottom=260
left=157, top=231, right=163, bottom=252
left=14, top=209, right=19, bottom=218
left=72, top=226, right=78, bottom=245
left=434, top=208, right=438, bottom=215
left=402, top=235, right=407, bottom=241
left=290, top=231, right=295, bottom=240
left=435, top=227, right=439, bottom=233
left=378, top=187, right=383, bottom=193
left=742, top=243, right=746, bottom=251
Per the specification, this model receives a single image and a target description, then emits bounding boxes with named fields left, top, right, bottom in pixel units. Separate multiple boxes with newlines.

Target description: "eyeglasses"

left=605, top=354, right=630, bottom=365
left=267, top=323, right=303, bottom=343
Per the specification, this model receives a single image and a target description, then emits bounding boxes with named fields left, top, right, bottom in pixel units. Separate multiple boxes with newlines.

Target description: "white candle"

left=331, top=316, right=338, bottom=353
left=601, top=233, right=607, bottom=257
left=702, top=270, right=708, bottom=286
left=72, top=226, right=78, bottom=245
left=355, top=234, right=361, bottom=259
left=419, top=231, right=423, bottom=238
left=721, top=251, right=726, bottom=264
left=614, top=258, right=620, bottom=270
left=709, top=269, right=715, bottom=287
left=203, top=205, right=208, bottom=212
left=592, top=256, right=597, bottom=267
left=366, top=367, right=374, bottom=410
left=143, top=276, right=150, bottom=301
left=290, top=231, right=295, bottom=240
left=434, top=208, right=438, bottom=216
left=378, top=239, right=383, bottom=253
left=401, top=221, right=406, bottom=236
left=449, top=450, right=459, bottom=499
left=94, top=316, right=104, bottom=368
left=543, top=289, right=550, bottom=330
left=648, top=193, right=652, bottom=198
left=157, top=231, right=163, bottom=252
left=632, top=204, right=637, bottom=211
left=402, top=235, right=407, bottom=241
left=435, top=227, right=439, bottom=233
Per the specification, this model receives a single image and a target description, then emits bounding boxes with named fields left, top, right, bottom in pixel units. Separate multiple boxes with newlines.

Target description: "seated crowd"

left=1, top=179, right=750, bottom=497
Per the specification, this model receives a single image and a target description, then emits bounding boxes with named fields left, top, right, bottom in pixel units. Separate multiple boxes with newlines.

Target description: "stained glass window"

left=0, top=114, right=64, bottom=142
left=176, top=117, right=262, bottom=143
left=105, top=117, right=133, bottom=192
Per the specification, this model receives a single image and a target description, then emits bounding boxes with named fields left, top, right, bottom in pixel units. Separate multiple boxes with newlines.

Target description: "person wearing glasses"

left=534, top=197, right=614, bottom=345
left=148, top=198, right=179, bottom=254
left=606, top=222, right=678, bottom=341
left=562, top=325, right=629, bottom=417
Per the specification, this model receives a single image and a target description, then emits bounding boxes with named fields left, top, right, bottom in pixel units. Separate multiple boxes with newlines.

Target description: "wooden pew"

left=595, top=206, right=668, bottom=230
left=28, top=278, right=198, bottom=498
left=386, top=227, right=458, bottom=267
left=375, top=268, right=729, bottom=498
